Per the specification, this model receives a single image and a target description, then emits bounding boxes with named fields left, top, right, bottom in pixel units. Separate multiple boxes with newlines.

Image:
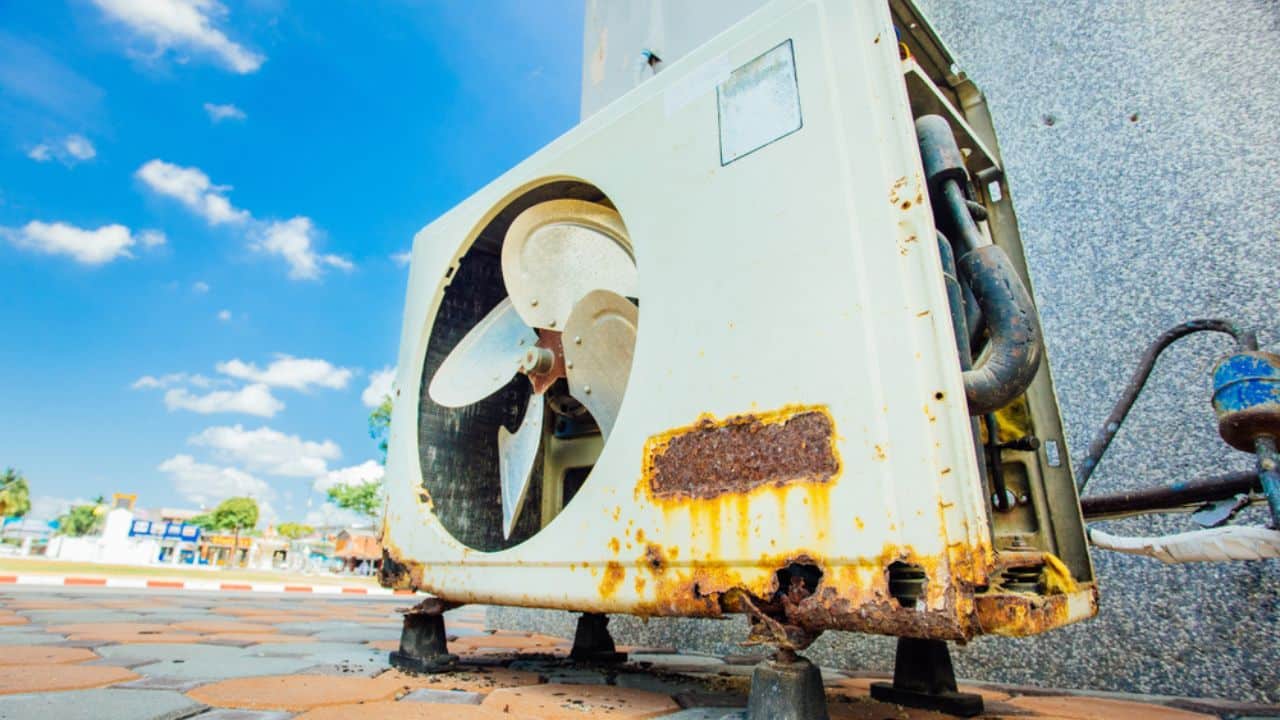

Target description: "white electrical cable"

left=1087, top=525, right=1280, bottom=563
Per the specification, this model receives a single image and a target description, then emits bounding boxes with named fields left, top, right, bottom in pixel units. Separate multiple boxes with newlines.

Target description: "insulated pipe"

left=1088, top=525, right=1280, bottom=563
left=916, top=115, right=1044, bottom=416
left=956, top=245, right=1043, bottom=415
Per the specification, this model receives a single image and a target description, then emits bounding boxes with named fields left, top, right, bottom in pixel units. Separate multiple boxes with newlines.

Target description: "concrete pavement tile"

left=629, top=654, right=726, bottom=669
left=1007, top=695, right=1219, bottom=719
left=0, top=664, right=139, bottom=694
left=23, top=611, right=146, bottom=624
left=653, top=711, right=746, bottom=720
left=368, top=639, right=398, bottom=651
left=117, top=675, right=209, bottom=692
left=273, top=621, right=365, bottom=635
left=0, top=645, right=97, bottom=665
left=310, top=626, right=401, bottom=643
left=299, top=662, right=388, bottom=678
left=378, top=668, right=544, bottom=695
left=292, top=701, right=505, bottom=719
left=0, top=687, right=205, bottom=720
left=0, top=615, right=27, bottom=627
left=616, top=672, right=710, bottom=696
left=203, top=633, right=318, bottom=645
left=827, top=676, right=1012, bottom=703
left=134, top=654, right=316, bottom=680
left=0, top=632, right=65, bottom=645
left=825, top=697, right=961, bottom=720
left=400, top=688, right=484, bottom=704
left=67, top=630, right=206, bottom=644
left=671, top=690, right=747, bottom=709
left=83, top=657, right=161, bottom=670
left=187, top=674, right=405, bottom=710
left=170, top=621, right=278, bottom=635
left=481, top=683, right=680, bottom=718
left=47, top=621, right=172, bottom=635
left=247, top=641, right=386, bottom=662
left=191, top=710, right=293, bottom=720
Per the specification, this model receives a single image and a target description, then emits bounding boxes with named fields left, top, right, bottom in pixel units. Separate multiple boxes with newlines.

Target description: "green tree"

left=276, top=522, right=314, bottom=540
left=0, top=468, right=31, bottom=519
left=57, top=496, right=106, bottom=537
left=369, top=396, right=392, bottom=463
left=327, top=481, right=382, bottom=519
left=192, top=497, right=259, bottom=568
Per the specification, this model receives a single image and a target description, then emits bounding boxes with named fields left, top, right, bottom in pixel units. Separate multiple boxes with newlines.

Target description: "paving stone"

left=615, top=672, right=709, bottom=696
left=1007, top=694, right=1219, bottom=719
left=0, top=632, right=65, bottom=646
left=629, top=653, right=726, bottom=669
left=0, top=615, right=28, bottom=627
left=400, top=688, right=485, bottom=704
left=0, top=664, right=139, bottom=695
left=202, top=633, right=318, bottom=646
left=481, top=682, right=681, bottom=718
left=0, top=645, right=97, bottom=665
left=310, top=626, right=401, bottom=643
left=117, top=675, right=209, bottom=692
left=187, top=674, right=404, bottom=711
left=170, top=621, right=278, bottom=635
left=382, top=667, right=545, bottom=695
left=134, top=654, right=315, bottom=681
left=22, top=611, right=146, bottom=624
left=274, top=621, right=364, bottom=635
left=654, top=711, right=746, bottom=720
left=99, top=643, right=248, bottom=663
left=191, top=710, right=293, bottom=720
left=292, top=701, right=505, bottom=719
left=247, top=641, right=387, bottom=664
left=671, top=690, right=747, bottom=709
left=299, top=662, right=388, bottom=678
left=0, top=687, right=205, bottom=720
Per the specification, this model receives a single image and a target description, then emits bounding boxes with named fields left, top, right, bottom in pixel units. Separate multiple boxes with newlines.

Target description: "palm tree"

left=0, top=468, right=30, bottom=519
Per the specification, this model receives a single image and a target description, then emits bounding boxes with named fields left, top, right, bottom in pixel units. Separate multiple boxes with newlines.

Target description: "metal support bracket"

left=871, top=637, right=983, bottom=717
left=746, top=651, right=830, bottom=720
left=388, top=598, right=459, bottom=673
left=568, top=612, right=627, bottom=663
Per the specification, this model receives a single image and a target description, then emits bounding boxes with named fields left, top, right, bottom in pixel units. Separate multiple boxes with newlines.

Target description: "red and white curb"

left=0, top=575, right=416, bottom=595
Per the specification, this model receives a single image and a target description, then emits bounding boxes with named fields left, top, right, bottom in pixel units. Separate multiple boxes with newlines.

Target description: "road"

left=0, top=585, right=1238, bottom=718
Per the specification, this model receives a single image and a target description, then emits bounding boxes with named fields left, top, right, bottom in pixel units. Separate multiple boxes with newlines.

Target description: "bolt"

left=531, top=299, right=539, bottom=307
left=584, top=385, right=592, bottom=394
left=574, top=336, right=582, bottom=345
left=548, top=319, right=556, bottom=328
left=566, top=361, right=574, bottom=369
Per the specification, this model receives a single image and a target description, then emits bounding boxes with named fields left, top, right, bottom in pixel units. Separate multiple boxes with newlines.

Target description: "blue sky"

left=0, top=0, right=583, bottom=526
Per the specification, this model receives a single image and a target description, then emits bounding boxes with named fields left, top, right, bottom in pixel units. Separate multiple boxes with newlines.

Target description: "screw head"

left=566, top=361, right=574, bottom=369
left=574, top=336, right=582, bottom=345
left=583, top=385, right=592, bottom=394
left=531, top=299, right=539, bottom=307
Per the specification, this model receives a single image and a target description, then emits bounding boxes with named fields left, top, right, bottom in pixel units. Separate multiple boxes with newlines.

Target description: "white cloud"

left=63, top=134, right=96, bottom=160
left=255, top=217, right=353, bottom=280
left=158, top=454, right=271, bottom=511
left=190, top=424, right=341, bottom=478
left=135, top=161, right=349, bottom=282
left=192, top=280, right=210, bottom=293
left=217, top=309, right=231, bottom=322
left=139, top=229, right=166, bottom=247
left=362, top=366, right=395, bottom=407
left=136, top=159, right=249, bottom=225
left=92, top=0, right=265, bottom=74
left=3, top=220, right=137, bottom=265
left=28, top=495, right=89, bottom=522
left=27, top=135, right=96, bottom=165
left=305, top=501, right=374, bottom=529
left=203, top=102, right=245, bottom=122
left=312, top=460, right=384, bottom=494
left=390, top=251, right=411, bottom=267
left=164, top=382, right=283, bottom=417
left=217, top=354, right=353, bottom=391
left=132, top=372, right=216, bottom=390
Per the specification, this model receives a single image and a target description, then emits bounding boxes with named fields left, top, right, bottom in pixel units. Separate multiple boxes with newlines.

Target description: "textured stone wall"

left=492, top=0, right=1280, bottom=703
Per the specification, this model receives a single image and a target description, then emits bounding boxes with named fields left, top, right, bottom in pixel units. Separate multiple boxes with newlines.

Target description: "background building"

left=492, top=0, right=1280, bottom=703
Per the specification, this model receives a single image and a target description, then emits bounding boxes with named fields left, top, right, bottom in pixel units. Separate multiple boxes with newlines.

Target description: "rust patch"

left=644, top=406, right=840, bottom=500
left=644, top=544, right=667, bottom=572
left=525, top=329, right=566, bottom=394
left=598, top=561, right=625, bottom=598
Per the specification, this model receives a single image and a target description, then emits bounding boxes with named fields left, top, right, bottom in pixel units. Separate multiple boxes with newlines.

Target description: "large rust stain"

left=643, top=405, right=840, bottom=500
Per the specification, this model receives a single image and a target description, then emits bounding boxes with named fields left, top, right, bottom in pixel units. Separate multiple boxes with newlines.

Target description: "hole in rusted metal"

left=887, top=561, right=927, bottom=608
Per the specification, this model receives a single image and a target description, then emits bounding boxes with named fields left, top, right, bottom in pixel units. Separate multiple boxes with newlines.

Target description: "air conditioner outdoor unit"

left=380, top=0, right=1096, bottom=685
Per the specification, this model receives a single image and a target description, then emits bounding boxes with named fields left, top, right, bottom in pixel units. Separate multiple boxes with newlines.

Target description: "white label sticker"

left=717, top=40, right=802, bottom=165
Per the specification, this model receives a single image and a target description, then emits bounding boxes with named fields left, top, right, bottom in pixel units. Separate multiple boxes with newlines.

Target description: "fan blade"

left=561, top=289, right=638, bottom=439
left=427, top=298, right=538, bottom=408
left=499, top=391, right=544, bottom=540
left=501, top=199, right=637, bottom=331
